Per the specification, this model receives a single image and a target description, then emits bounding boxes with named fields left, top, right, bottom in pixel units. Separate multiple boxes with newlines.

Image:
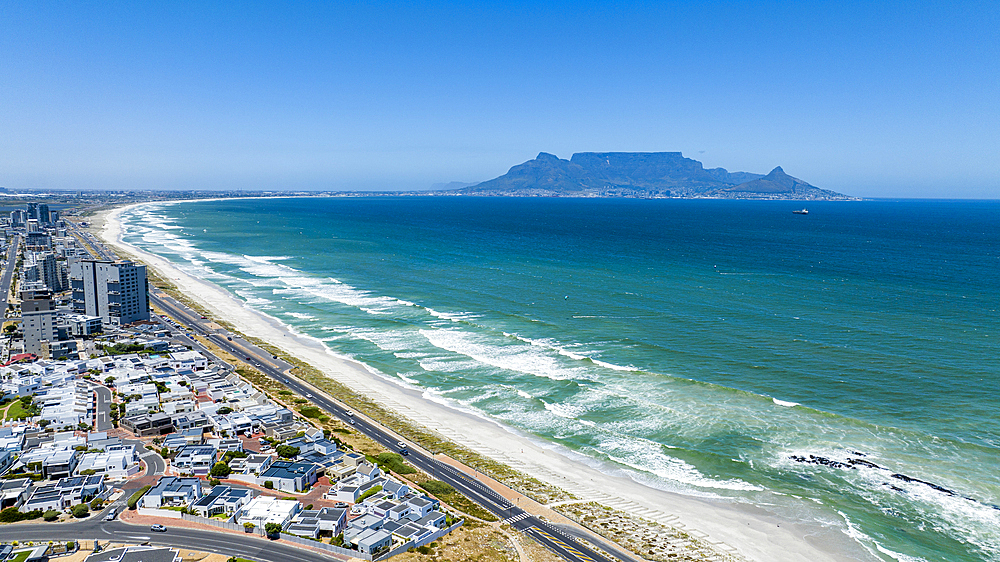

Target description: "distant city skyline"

left=1, top=1, right=997, bottom=198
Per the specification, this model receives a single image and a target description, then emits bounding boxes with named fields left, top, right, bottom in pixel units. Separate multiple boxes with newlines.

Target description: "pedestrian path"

left=501, top=512, right=531, bottom=525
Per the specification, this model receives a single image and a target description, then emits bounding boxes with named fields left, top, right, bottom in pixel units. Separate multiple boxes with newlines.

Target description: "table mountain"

left=454, top=152, right=853, bottom=200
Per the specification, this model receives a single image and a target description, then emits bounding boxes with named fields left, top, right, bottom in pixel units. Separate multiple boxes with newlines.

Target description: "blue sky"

left=1, top=1, right=997, bottom=197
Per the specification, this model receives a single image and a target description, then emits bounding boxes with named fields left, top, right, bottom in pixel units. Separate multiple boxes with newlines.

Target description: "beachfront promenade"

left=74, top=221, right=616, bottom=562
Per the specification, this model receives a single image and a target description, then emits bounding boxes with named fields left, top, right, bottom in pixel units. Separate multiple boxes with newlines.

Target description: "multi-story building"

left=21, top=297, right=57, bottom=356
left=70, top=260, right=150, bottom=325
left=25, top=252, right=63, bottom=292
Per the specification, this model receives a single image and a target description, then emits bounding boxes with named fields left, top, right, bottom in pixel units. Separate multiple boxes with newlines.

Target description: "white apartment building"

left=70, top=259, right=150, bottom=325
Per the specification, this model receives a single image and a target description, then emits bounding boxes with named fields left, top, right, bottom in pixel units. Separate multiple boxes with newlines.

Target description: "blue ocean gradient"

left=121, top=198, right=1000, bottom=562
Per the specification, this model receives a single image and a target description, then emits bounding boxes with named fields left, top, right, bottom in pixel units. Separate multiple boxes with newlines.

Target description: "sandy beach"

left=95, top=200, right=871, bottom=562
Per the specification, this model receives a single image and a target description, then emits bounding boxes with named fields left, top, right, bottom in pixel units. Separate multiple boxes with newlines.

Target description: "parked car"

left=150, top=524, right=167, bottom=532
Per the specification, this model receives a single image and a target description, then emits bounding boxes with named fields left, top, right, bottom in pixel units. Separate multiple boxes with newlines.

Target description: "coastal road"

left=150, top=290, right=614, bottom=562
left=75, top=222, right=617, bottom=562
left=0, top=518, right=334, bottom=562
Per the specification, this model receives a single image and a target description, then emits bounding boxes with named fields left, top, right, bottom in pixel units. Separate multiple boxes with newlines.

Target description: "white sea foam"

left=598, top=433, right=763, bottom=492
left=420, top=328, right=589, bottom=381
left=772, top=398, right=800, bottom=407
left=838, top=511, right=931, bottom=562
left=541, top=400, right=588, bottom=419
left=425, top=307, right=479, bottom=323
left=505, top=333, right=637, bottom=372
left=286, top=312, right=316, bottom=320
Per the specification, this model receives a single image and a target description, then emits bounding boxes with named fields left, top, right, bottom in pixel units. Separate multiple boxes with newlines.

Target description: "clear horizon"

left=2, top=1, right=997, bottom=198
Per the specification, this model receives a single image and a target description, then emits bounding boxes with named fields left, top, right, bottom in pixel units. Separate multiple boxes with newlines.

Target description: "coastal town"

left=0, top=202, right=470, bottom=562
left=0, top=198, right=757, bottom=562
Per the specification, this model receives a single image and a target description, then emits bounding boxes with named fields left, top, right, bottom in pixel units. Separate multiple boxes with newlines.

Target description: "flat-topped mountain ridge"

left=453, top=152, right=853, bottom=200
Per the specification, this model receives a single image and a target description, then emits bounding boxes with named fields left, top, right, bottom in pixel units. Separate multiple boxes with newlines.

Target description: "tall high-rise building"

left=22, top=296, right=57, bottom=356
left=37, top=204, right=50, bottom=224
left=70, top=260, right=150, bottom=325
left=26, top=202, right=38, bottom=221
left=37, top=253, right=62, bottom=292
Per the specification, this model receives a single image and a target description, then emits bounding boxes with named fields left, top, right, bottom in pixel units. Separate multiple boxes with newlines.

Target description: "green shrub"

left=375, top=452, right=417, bottom=474
left=42, top=509, right=59, bottom=522
left=299, top=406, right=322, bottom=418
left=419, top=480, right=455, bottom=496
left=275, top=445, right=299, bottom=459
left=128, top=484, right=152, bottom=509
left=210, top=461, right=232, bottom=478
left=0, top=507, right=42, bottom=522
left=357, top=485, right=382, bottom=503
left=263, top=481, right=274, bottom=489
left=72, top=503, right=89, bottom=518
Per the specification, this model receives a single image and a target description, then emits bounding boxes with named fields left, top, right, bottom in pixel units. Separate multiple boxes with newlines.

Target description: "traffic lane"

left=0, top=522, right=334, bottom=562
left=553, top=523, right=644, bottom=562
left=0, top=237, right=19, bottom=308
left=147, top=268, right=611, bottom=562
left=158, top=299, right=548, bottom=542
left=107, top=526, right=328, bottom=562
left=92, top=384, right=113, bottom=431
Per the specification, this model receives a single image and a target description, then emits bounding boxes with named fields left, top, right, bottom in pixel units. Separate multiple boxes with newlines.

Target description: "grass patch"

left=375, top=452, right=417, bottom=475
left=4, top=401, right=31, bottom=420
left=8, top=551, right=31, bottom=562
left=417, top=479, right=498, bottom=522
left=299, top=406, right=323, bottom=418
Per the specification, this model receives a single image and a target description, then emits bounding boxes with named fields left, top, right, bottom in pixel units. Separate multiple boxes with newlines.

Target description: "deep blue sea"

left=121, top=198, right=999, bottom=562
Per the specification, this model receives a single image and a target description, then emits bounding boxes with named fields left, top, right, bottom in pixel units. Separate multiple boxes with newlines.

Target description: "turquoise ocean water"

left=120, top=198, right=999, bottom=562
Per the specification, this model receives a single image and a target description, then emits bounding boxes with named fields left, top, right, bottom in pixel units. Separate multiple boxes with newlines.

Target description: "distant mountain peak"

left=453, top=152, right=853, bottom=200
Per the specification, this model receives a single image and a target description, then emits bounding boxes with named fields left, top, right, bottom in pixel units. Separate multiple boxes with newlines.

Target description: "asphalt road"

left=0, top=517, right=333, bottom=562
left=91, top=383, right=114, bottom=432
left=0, top=235, right=19, bottom=311
left=136, top=444, right=167, bottom=479
left=73, top=221, right=616, bottom=562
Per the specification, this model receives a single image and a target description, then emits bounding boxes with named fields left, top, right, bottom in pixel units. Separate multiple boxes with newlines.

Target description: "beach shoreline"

left=93, top=199, right=874, bottom=562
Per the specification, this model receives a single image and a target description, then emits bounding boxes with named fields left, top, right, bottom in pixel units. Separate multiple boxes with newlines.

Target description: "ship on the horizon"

left=793, top=208, right=809, bottom=215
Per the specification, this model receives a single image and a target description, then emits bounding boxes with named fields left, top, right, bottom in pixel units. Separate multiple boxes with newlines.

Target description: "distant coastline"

left=443, top=152, right=859, bottom=200
left=93, top=198, right=875, bottom=562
